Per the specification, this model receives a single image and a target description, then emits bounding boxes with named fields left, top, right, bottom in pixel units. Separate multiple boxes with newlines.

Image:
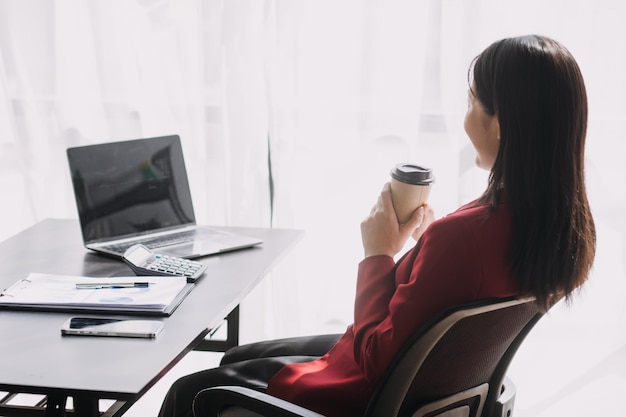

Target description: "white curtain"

left=1, top=1, right=626, bottom=414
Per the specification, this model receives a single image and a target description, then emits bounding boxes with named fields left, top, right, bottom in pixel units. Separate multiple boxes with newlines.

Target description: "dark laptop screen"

left=67, top=135, right=196, bottom=243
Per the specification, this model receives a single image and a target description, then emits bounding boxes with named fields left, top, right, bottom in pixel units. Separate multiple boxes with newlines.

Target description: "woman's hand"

left=412, top=203, right=435, bottom=241
left=360, top=183, right=432, bottom=258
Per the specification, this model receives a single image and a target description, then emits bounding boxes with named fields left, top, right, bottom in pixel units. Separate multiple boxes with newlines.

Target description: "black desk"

left=0, top=219, right=302, bottom=417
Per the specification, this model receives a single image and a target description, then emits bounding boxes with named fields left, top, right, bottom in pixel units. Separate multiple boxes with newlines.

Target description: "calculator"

left=122, top=244, right=207, bottom=282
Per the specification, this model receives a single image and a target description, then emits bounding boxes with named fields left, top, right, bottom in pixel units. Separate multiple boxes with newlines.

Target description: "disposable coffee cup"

left=389, top=163, right=435, bottom=224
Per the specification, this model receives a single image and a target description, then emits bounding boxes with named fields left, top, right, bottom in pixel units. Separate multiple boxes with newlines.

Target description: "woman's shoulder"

left=405, top=196, right=516, bottom=299
left=426, top=198, right=511, bottom=240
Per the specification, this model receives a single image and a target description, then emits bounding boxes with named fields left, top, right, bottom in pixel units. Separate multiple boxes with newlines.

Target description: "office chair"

left=193, top=297, right=543, bottom=417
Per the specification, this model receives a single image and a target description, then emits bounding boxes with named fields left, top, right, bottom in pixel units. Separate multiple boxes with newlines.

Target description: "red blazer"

left=267, top=197, right=518, bottom=417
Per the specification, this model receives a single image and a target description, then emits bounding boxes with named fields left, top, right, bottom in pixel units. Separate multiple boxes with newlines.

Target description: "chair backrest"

left=364, top=297, right=542, bottom=417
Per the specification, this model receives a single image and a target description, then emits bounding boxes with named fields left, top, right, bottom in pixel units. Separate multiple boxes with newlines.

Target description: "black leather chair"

left=193, top=297, right=543, bottom=417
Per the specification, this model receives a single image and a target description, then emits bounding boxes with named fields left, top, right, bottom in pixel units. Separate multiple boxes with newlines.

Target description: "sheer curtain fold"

left=0, top=0, right=625, bottom=359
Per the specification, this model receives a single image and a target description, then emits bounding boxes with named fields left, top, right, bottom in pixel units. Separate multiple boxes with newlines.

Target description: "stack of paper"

left=0, top=273, right=194, bottom=316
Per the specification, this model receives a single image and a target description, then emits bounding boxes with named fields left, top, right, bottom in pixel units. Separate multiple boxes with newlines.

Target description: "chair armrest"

left=193, top=386, right=326, bottom=417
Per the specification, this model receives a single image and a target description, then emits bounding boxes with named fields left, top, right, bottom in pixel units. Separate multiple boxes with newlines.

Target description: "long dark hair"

left=470, top=35, right=596, bottom=310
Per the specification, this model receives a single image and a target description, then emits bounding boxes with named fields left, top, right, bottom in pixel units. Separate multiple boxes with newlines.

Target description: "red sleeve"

left=351, top=218, right=484, bottom=384
left=353, top=255, right=396, bottom=333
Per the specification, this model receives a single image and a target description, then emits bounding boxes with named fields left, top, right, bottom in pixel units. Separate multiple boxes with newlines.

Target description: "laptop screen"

left=67, top=135, right=196, bottom=244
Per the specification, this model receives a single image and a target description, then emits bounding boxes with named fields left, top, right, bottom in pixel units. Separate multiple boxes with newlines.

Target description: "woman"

left=159, top=34, right=595, bottom=417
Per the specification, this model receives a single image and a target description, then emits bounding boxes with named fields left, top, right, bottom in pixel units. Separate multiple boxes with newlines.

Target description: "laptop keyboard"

left=141, top=232, right=195, bottom=249
left=101, top=228, right=238, bottom=255
left=103, top=231, right=196, bottom=254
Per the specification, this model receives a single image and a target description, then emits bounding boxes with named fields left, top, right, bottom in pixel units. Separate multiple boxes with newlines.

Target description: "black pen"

left=75, top=282, right=152, bottom=289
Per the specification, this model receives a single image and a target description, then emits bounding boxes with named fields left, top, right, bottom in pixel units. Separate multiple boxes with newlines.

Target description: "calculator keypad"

left=146, top=255, right=204, bottom=279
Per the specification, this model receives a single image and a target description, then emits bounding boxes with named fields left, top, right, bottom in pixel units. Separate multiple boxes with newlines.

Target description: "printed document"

left=0, top=273, right=193, bottom=315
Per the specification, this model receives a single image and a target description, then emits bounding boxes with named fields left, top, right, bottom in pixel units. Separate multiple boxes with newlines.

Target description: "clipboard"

left=0, top=273, right=194, bottom=316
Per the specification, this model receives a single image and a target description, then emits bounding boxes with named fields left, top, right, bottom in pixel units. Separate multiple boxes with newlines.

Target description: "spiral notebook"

left=0, top=273, right=194, bottom=316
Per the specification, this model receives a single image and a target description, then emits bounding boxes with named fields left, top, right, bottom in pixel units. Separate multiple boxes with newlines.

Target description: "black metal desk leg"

left=73, top=396, right=99, bottom=417
left=45, top=395, right=67, bottom=417
left=225, top=305, right=240, bottom=350
left=193, top=305, right=240, bottom=352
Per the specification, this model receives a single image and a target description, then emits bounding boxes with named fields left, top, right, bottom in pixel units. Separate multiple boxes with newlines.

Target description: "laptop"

left=66, top=135, right=263, bottom=259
